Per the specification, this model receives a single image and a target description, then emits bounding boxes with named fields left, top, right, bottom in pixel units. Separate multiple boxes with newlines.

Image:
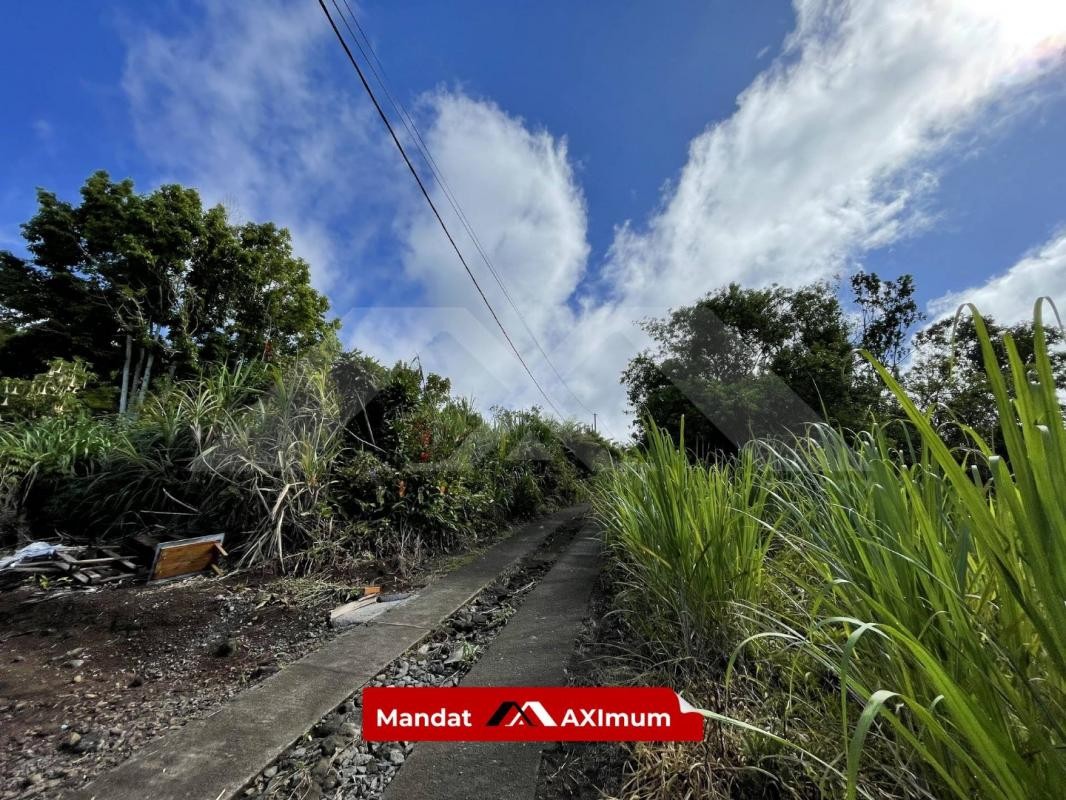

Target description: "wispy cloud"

left=928, top=229, right=1066, bottom=324
left=121, top=0, right=1066, bottom=436
left=121, top=0, right=404, bottom=298
left=32, top=119, right=54, bottom=142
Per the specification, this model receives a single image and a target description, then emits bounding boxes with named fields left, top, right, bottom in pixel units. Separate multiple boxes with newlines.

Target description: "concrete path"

left=70, top=506, right=587, bottom=800
left=382, top=524, right=602, bottom=800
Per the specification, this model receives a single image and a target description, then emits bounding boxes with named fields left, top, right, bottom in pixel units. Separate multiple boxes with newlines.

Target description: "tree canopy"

left=0, top=171, right=338, bottom=410
left=904, top=313, right=1066, bottom=455
left=623, top=275, right=922, bottom=457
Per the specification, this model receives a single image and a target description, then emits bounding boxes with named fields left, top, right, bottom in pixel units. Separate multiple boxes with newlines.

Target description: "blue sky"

left=3, top=1, right=1066, bottom=435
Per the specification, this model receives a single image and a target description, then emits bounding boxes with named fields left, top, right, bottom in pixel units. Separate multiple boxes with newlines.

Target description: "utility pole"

left=593, top=413, right=597, bottom=433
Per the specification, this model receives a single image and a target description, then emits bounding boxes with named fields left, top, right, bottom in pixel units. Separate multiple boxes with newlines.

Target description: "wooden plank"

left=100, top=548, right=140, bottom=572
left=69, top=557, right=122, bottom=566
left=329, top=594, right=378, bottom=626
left=149, top=534, right=225, bottom=582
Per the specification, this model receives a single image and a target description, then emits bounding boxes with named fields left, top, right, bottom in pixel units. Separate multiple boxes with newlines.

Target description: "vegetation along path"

left=68, top=506, right=589, bottom=800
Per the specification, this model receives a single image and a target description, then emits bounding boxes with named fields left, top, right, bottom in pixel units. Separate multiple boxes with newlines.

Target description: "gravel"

left=245, top=543, right=569, bottom=800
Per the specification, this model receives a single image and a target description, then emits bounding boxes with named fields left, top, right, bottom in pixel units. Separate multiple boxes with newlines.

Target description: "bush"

left=0, top=348, right=605, bottom=569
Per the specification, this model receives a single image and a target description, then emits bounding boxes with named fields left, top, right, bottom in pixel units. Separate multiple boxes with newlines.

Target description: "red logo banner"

left=362, top=686, right=705, bottom=741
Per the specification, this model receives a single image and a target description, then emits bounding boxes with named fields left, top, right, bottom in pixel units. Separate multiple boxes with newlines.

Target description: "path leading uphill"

left=69, top=506, right=594, bottom=800
left=382, top=525, right=602, bottom=800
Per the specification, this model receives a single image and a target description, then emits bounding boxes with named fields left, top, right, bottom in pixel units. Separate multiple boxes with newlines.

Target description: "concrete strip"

left=70, top=506, right=587, bottom=800
left=382, top=526, right=602, bottom=800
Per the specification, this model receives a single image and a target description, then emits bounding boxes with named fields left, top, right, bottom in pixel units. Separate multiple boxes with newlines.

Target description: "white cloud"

left=580, top=0, right=1066, bottom=434
left=928, top=229, right=1066, bottom=325
left=397, top=92, right=589, bottom=336
left=121, top=0, right=404, bottom=297
left=121, top=0, right=1066, bottom=438
left=602, top=0, right=1066, bottom=307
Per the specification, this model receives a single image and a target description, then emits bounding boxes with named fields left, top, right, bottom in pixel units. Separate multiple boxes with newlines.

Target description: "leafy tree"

left=623, top=282, right=861, bottom=457
left=0, top=171, right=338, bottom=410
left=904, top=314, right=1066, bottom=454
left=850, top=270, right=923, bottom=375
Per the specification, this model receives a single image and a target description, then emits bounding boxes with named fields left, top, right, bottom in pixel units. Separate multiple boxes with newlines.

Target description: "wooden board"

left=329, top=594, right=379, bottom=626
left=149, top=534, right=226, bottom=582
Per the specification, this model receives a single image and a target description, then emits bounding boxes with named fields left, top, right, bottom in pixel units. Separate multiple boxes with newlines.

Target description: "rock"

left=339, top=722, right=360, bottom=739
left=212, top=638, right=238, bottom=658
left=12, top=654, right=25, bottom=663
left=319, top=736, right=339, bottom=756
left=263, top=765, right=278, bottom=779
left=72, top=733, right=101, bottom=754
left=60, top=732, right=81, bottom=751
left=350, top=752, right=373, bottom=767
left=71, top=674, right=84, bottom=684
left=311, top=758, right=331, bottom=780
left=312, top=718, right=342, bottom=738
left=387, top=748, right=405, bottom=766
left=127, top=674, right=143, bottom=688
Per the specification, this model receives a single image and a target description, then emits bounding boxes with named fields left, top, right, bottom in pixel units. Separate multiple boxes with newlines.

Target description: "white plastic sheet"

left=0, top=541, right=59, bottom=571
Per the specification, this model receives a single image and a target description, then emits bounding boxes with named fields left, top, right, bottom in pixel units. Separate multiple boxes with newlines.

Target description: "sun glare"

left=964, top=0, right=1066, bottom=53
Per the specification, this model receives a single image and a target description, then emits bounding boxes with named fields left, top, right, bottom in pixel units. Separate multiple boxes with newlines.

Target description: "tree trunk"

left=136, top=351, right=155, bottom=409
left=129, top=346, right=146, bottom=411
left=118, top=334, right=132, bottom=413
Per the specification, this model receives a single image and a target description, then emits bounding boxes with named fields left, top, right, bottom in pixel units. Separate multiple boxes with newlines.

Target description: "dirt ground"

left=0, top=567, right=405, bottom=799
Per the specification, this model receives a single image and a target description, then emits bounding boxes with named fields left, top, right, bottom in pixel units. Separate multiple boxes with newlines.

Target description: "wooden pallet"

left=0, top=546, right=144, bottom=587
left=1, top=532, right=228, bottom=589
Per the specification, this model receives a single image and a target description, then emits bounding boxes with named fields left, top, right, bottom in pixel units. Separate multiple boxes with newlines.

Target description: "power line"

left=317, top=0, right=565, bottom=418
left=333, top=0, right=596, bottom=421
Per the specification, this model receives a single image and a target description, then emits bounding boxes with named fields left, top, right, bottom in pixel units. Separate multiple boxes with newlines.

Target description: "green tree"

left=904, top=314, right=1066, bottom=454
left=623, top=282, right=861, bottom=457
left=850, top=270, right=923, bottom=375
left=0, top=171, right=338, bottom=410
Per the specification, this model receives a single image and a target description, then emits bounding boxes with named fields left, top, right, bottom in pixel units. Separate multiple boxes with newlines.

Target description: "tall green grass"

left=595, top=420, right=775, bottom=660
left=598, top=304, right=1066, bottom=799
